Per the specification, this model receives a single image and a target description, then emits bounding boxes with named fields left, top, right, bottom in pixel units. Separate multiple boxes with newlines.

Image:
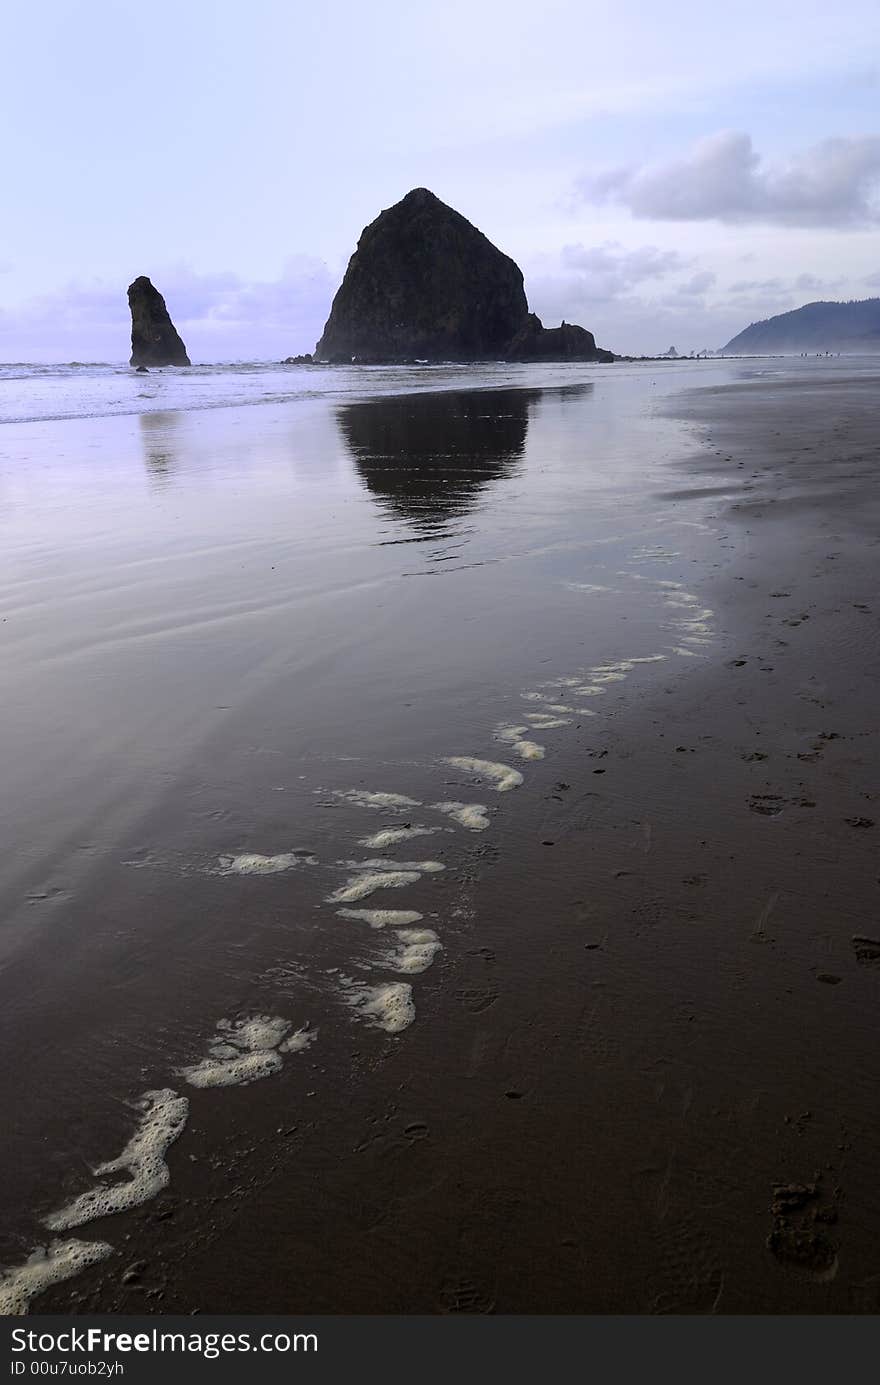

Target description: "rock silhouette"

left=316, top=189, right=527, bottom=363
left=314, top=188, right=611, bottom=364
left=506, top=314, right=614, bottom=363
left=128, top=277, right=190, bottom=367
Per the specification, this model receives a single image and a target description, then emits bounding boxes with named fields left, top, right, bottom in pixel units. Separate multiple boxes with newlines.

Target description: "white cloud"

left=524, top=240, right=718, bottom=354
left=671, top=270, right=717, bottom=298
left=525, top=239, right=690, bottom=327
left=728, top=277, right=785, bottom=295
left=578, top=131, right=880, bottom=228
left=555, top=242, right=688, bottom=299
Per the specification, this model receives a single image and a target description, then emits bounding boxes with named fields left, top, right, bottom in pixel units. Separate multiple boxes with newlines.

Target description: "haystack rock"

left=128, top=277, right=190, bottom=367
left=314, top=188, right=612, bottom=364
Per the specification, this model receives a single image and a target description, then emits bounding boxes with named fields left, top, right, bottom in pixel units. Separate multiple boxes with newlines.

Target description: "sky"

left=2, top=0, right=880, bottom=360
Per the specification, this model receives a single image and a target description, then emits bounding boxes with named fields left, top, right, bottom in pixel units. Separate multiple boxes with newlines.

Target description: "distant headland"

left=723, top=298, right=880, bottom=355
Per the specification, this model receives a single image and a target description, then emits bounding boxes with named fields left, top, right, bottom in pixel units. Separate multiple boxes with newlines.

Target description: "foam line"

left=384, top=928, right=442, bottom=974
left=444, top=757, right=524, bottom=791
left=337, top=908, right=424, bottom=929
left=43, top=1089, right=189, bottom=1231
left=177, top=1015, right=314, bottom=1089
left=334, top=790, right=422, bottom=810
left=328, top=871, right=422, bottom=903
left=343, top=981, right=415, bottom=1033
left=359, top=825, right=440, bottom=848
left=432, top=801, right=490, bottom=830
left=525, top=715, right=571, bottom=728
left=495, top=725, right=545, bottom=761
left=495, top=724, right=529, bottom=741
left=341, top=857, right=444, bottom=873
left=216, top=850, right=317, bottom=875
left=515, top=740, right=545, bottom=759
left=0, top=1239, right=113, bottom=1315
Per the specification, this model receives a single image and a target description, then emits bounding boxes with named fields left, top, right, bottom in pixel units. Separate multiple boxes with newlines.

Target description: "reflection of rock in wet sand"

left=336, top=387, right=537, bottom=531
left=138, top=410, right=180, bottom=485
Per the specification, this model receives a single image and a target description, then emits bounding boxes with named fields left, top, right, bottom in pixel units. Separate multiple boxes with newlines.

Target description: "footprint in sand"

left=749, top=795, right=784, bottom=816
left=766, top=1180, right=839, bottom=1281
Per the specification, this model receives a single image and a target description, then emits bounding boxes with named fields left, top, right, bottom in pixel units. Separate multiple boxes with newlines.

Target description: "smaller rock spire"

left=128, top=277, right=190, bottom=367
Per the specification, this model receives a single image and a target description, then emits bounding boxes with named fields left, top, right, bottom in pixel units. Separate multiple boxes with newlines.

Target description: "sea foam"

left=432, top=801, right=490, bottom=831
left=444, top=757, right=523, bottom=792
left=341, top=858, right=445, bottom=873
left=177, top=1015, right=314, bottom=1089
left=384, top=928, right=442, bottom=974
left=216, top=850, right=317, bottom=876
left=0, top=1239, right=113, bottom=1315
left=343, top=981, right=416, bottom=1033
left=334, top=789, right=422, bottom=811
left=359, top=825, right=439, bottom=848
left=328, top=871, right=422, bottom=903
left=494, top=725, right=545, bottom=761
left=337, top=908, right=424, bottom=929
left=43, top=1089, right=189, bottom=1231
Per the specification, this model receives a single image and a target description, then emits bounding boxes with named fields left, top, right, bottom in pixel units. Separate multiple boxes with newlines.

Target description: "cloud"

left=524, top=239, right=718, bottom=354
left=555, top=242, right=687, bottom=300
left=729, top=271, right=846, bottom=298
left=525, top=240, right=689, bottom=328
left=577, top=131, right=880, bottom=227
left=0, top=260, right=336, bottom=362
left=671, top=270, right=717, bottom=298
left=728, top=277, right=786, bottom=295
left=524, top=240, right=865, bottom=356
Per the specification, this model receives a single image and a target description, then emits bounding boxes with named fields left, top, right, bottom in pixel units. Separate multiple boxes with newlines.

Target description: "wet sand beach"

left=1, top=359, right=879, bottom=1313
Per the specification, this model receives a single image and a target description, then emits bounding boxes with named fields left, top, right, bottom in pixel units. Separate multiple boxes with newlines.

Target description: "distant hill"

left=722, top=298, right=880, bottom=354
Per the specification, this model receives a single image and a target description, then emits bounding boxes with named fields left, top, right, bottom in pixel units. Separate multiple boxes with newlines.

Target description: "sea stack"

left=506, top=314, right=614, bottom=363
left=315, top=188, right=528, bottom=363
left=314, top=188, right=613, bottom=364
left=128, top=277, right=190, bottom=367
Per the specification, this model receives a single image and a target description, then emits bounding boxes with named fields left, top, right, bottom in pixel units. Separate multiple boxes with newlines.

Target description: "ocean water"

left=0, top=352, right=856, bottom=1310
left=0, top=358, right=647, bottom=425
